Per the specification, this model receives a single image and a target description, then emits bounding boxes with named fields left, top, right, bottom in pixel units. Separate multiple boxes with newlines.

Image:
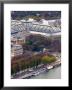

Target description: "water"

left=30, top=66, right=61, bottom=79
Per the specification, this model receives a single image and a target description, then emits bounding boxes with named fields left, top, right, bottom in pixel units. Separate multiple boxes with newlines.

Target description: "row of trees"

left=11, top=54, right=56, bottom=75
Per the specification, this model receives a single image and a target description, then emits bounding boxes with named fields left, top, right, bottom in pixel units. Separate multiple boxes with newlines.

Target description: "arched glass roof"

left=11, top=19, right=61, bottom=36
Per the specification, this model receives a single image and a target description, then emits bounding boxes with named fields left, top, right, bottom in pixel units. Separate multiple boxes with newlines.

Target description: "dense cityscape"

left=11, top=11, right=61, bottom=79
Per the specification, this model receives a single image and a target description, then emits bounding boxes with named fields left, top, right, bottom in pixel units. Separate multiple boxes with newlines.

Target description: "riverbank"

left=11, top=59, right=61, bottom=79
left=23, top=64, right=61, bottom=79
left=30, top=66, right=61, bottom=79
left=23, top=62, right=61, bottom=79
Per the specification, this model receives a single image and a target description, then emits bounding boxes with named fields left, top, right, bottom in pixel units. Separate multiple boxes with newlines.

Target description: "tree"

left=11, top=63, right=20, bottom=75
left=41, top=55, right=56, bottom=64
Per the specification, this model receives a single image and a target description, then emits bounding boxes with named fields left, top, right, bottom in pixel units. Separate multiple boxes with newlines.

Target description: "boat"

left=33, top=72, right=40, bottom=76
left=47, top=65, right=53, bottom=70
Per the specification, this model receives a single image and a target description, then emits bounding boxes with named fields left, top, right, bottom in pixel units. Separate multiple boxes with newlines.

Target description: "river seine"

left=30, top=66, right=61, bottom=79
